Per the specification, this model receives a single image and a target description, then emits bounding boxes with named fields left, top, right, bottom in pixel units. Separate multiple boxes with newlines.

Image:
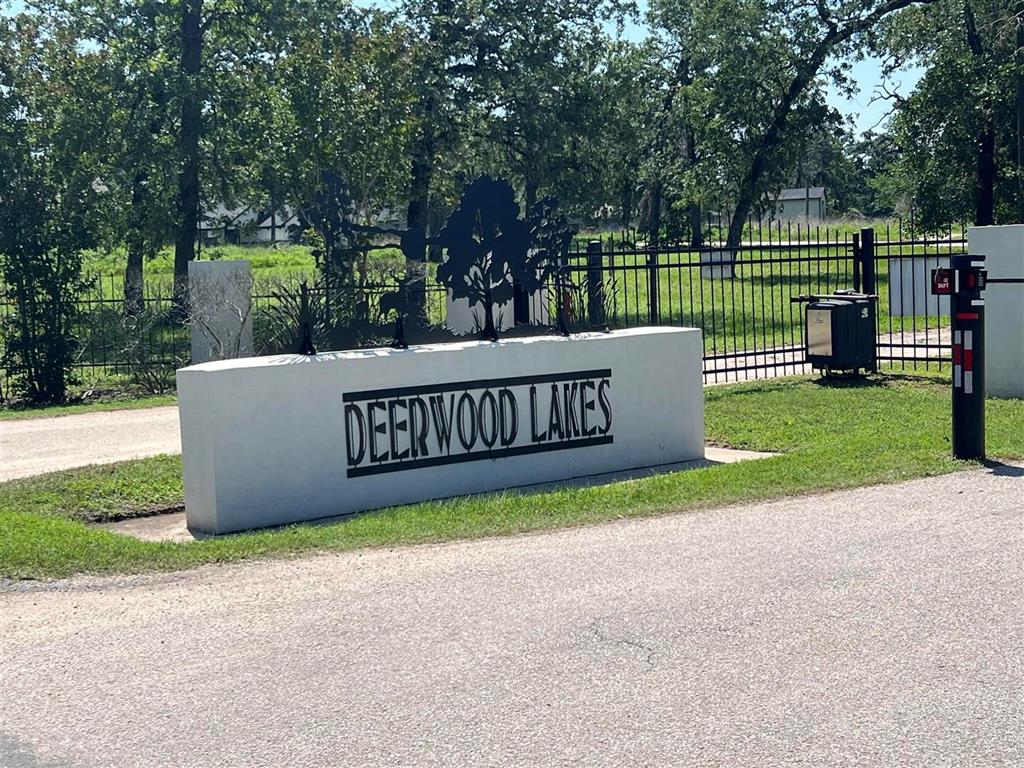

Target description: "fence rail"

left=0, top=223, right=967, bottom=400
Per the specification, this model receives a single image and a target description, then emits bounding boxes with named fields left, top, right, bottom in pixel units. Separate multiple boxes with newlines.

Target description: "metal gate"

left=561, top=223, right=964, bottom=383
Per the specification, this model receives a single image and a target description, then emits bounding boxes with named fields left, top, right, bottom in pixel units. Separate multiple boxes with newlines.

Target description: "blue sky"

left=4, top=0, right=920, bottom=135
left=825, top=58, right=922, bottom=135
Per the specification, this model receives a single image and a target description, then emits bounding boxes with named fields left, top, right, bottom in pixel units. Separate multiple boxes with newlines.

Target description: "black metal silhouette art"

left=281, top=175, right=585, bottom=355
left=434, top=177, right=554, bottom=341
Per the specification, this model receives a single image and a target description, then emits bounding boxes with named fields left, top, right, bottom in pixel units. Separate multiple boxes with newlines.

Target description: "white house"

left=765, top=187, right=827, bottom=223
left=199, top=204, right=301, bottom=245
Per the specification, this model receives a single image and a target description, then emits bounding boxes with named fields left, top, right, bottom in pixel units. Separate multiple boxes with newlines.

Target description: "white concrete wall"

left=177, top=327, right=705, bottom=534
left=887, top=255, right=950, bottom=318
left=188, top=261, right=253, bottom=364
left=968, top=226, right=1024, bottom=398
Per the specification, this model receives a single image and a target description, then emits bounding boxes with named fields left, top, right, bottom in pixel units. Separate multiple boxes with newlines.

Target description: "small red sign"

left=932, top=268, right=952, bottom=295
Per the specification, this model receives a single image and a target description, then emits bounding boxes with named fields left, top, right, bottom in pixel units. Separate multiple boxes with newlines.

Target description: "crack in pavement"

left=585, top=616, right=658, bottom=671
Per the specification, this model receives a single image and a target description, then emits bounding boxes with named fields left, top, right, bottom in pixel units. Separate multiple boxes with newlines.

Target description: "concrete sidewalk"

left=3, top=464, right=1022, bottom=767
left=0, top=406, right=181, bottom=481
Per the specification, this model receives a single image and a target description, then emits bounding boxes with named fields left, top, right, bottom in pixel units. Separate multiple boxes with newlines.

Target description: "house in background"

left=199, top=204, right=302, bottom=245
left=764, top=187, right=827, bottom=223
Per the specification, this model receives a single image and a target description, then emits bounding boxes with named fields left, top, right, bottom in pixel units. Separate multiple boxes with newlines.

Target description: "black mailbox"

left=798, top=290, right=877, bottom=375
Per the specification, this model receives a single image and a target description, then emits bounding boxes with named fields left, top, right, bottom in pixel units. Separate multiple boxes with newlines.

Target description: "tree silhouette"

left=435, top=176, right=551, bottom=341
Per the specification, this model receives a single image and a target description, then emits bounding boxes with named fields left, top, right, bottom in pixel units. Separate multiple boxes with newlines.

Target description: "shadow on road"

left=981, top=460, right=1024, bottom=478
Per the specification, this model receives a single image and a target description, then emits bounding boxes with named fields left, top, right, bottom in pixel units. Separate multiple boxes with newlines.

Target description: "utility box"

left=801, top=290, right=877, bottom=374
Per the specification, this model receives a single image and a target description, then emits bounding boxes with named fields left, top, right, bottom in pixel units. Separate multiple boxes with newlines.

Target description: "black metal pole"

left=647, top=248, right=660, bottom=325
left=586, top=240, right=605, bottom=329
left=950, top=254, right=986, bottom=460
left=860, top=227, right=876, bottom=295
left=852, top=232, right=862, bottom=293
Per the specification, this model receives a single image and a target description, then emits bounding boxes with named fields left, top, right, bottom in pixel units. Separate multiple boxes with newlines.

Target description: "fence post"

left=860, top=227, right=876, bottom=295
left=647, top=247, right=660, bottom=324
left=852, top=232, right=862, bottom=293
left=586, top=240, right=605, bottom=329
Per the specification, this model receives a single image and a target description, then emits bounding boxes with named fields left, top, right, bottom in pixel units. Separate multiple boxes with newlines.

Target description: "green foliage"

left=647, top=0, right=955, bottom=244
left=0, top=15, right=112, bottom=403
left=271, top=3, right=418, bottom=229
left=878, top=0, right=1020, bottom=227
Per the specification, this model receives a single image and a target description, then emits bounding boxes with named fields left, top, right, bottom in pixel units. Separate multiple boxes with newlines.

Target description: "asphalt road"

left=2, top=465, right=1023, bottom=767
left=0, top=407, right=181, bottom=481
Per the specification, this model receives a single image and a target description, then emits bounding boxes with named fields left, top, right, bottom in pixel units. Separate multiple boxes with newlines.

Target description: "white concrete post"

left=445, top=273, right=550, bottom=335
left=888, top=255, right=950, bottom=318
left=967, top=226, right=1024, bottom=398
left=188, top=260, right=254, bottom=364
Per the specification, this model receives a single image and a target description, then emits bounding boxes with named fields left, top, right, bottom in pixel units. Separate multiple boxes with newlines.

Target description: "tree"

left=652, top=0, right=940, bottom=247
left=268, top=4, right=418, bottom=285
left=878, top=0, right=1020, bottom=227
left=397, top=0, right=490, bottom=237
left=645, top=2, right=709, bottom=245
left=589, top=41, right=661, bottom=228
left=470, top=0, right=625, bottom=215
left=41, top=0, right=270, bottom=314
left=435, top=176, right=551, bottom=340
left=45, top=0, right=178, bottom=314
left=0, top=14, right=114, bottom=402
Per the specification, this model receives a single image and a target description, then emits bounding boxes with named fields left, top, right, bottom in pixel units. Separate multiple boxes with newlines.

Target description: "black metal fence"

left=0, top=221, right=966, bottom=398
left=560, top=222, right=964, bottom=382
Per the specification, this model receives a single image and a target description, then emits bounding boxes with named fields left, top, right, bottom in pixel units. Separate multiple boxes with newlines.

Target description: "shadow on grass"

left=809, top=373, right=888, bottom=389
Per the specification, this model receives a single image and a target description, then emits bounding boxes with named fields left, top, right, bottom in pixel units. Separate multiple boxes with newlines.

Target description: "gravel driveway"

left=2, top=464, right=1022, bottom=767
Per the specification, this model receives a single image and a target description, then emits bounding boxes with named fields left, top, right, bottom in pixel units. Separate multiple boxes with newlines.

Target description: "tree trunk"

left=683, top=115, right=702, bottom=247
left=405, top=108, right=434, bottom=321
left=524, top=177, right=538, bottom=215
left=722, top=0, right=931, bottom=248
left=269, top=184, right=278, bottom=243
left=172, top=0, right=202, bottom=316
left=687, top=202, right=702, bottom=248
left=124, top=249, right=144, bottom=316
left=964, top=1, right=995, bottom=226
left=975, top=122, right=996, bottom=226
left=124, top=173, right=146, bottom=316
left=647, top=180, right=662, bottom=245
left=621, top=180, right=633, bottom=228
left=405, top=142, right=431, bottom=236
left=427, top=204, right=444, bottom=263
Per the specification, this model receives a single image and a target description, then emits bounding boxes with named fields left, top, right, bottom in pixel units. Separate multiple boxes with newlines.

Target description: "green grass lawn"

left=83, top=242, right=318, bottom=278
left=2, top=375, right=1021, bottom=581
left=0, top=394, right=176, bottom=421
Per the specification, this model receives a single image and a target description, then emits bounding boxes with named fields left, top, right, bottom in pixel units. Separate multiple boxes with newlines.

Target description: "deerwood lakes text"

left=343, top=370, right=613, bottom=476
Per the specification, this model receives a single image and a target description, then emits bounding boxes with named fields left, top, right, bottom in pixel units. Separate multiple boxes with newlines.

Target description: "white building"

left=765, top=187, right=827, bottom=223
left=199, top=204, right=301, bottom=245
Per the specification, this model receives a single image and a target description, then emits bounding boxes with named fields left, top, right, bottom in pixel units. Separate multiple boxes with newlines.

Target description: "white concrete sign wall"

left=968, top=225, right=1024, bottom=398
left=177, top=327, right=704, bottom=534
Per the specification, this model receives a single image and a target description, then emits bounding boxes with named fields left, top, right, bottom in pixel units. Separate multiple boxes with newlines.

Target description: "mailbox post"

left=932, top=254, right=987, bottom=460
